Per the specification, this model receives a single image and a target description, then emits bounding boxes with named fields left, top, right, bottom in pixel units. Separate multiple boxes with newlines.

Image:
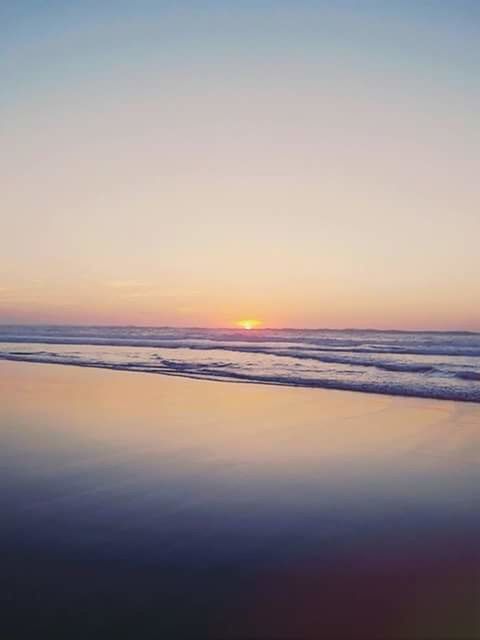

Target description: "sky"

left=1, top=1, right=479, bottom=330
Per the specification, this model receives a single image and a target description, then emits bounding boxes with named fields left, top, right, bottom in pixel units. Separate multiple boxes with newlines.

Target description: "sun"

left=236, top=319, right=261, bottom=331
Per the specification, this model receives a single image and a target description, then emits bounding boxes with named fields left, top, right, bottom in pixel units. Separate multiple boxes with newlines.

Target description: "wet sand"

left=1, top=360, right=479, bottom=638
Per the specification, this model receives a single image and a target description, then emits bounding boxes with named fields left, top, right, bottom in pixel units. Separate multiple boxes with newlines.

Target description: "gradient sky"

left=2, top=1, right=479, bottom=329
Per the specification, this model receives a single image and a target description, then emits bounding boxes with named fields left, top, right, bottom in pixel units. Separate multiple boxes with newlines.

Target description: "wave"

left=0, top=341, right=444, bottom=375
left=1, top=349, right=479, bottom=404
left=1, top=333, right=480, bottom=359
left=1, top=331, right=480, bottom=358
left=0, top=325, right=479, bottom=403
left=455, top=371, right=480, bottom=381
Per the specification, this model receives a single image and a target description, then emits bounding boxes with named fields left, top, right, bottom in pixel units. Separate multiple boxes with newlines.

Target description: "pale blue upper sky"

left=1, top=1, right=479, bottom=328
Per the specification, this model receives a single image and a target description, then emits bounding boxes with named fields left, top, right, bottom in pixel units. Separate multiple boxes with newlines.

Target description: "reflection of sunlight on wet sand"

left=1, top=361, right=474, bottom=478
left=1, top=361, right=479, bottom=640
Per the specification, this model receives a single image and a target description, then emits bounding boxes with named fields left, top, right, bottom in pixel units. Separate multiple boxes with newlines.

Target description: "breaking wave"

left=0, top=325, right=479, bottom=403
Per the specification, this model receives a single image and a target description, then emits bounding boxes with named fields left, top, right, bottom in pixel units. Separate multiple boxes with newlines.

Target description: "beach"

left=4, top=2, right=479, bottom=636
left=1, top=360, right=479, bottom=638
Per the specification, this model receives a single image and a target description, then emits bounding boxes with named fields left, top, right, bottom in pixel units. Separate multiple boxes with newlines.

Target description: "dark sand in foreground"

left=1, top=361, right=479, bottom=638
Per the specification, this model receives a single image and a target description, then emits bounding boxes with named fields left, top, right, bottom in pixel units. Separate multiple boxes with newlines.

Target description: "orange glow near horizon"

left=236, top=319, right=262, bottom=331
left=2, top=3, right=479, bottom=333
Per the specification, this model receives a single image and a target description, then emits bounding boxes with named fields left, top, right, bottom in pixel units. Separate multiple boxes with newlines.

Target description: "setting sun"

left=236, top=319, right=262, bottom=331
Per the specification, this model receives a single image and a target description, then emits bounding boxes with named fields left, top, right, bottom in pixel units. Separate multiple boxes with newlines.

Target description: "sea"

left=1, top=324, right=480, bottom=403
left=0, top=325, right=480, bottom=402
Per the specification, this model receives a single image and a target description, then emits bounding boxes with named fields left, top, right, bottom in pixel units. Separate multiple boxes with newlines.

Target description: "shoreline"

left=1, top=353, right=479, bottom=405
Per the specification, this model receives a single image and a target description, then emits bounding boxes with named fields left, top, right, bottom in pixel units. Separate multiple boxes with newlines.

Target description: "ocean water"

left=1, top=324, right=480, bottom=402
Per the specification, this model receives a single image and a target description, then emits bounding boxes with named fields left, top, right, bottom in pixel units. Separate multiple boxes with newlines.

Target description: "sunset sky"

left=2, top=1, right=479, bottom=330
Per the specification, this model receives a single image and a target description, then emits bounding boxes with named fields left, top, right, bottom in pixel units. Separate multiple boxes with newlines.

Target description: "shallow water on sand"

left=1, top=361, right=479, bottom=638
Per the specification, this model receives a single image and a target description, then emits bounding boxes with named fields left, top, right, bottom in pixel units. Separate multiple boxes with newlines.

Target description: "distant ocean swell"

left=1, top=326, right=480, bottom=403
